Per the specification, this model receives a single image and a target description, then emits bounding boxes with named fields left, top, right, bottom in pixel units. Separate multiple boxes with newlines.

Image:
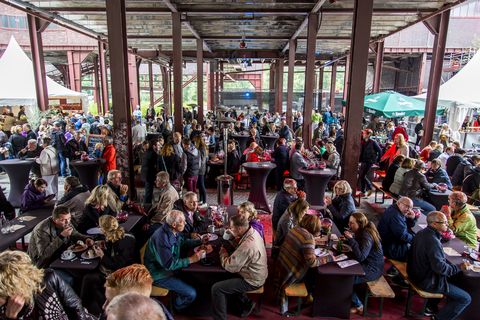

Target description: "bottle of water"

left=0, top=212, right=8, bottom=234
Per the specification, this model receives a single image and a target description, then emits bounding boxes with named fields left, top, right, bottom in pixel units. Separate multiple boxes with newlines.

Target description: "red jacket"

left=392, top=127, right=409, bottom=142
left=102, top=144, right=117, bottom=172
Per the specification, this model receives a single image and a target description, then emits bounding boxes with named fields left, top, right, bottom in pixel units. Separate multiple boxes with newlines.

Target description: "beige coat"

left=36, top=145, right=59, bottom=176
left=220, top=226, right=268, bottom=287
left=150, top=183, right=179, bottom=224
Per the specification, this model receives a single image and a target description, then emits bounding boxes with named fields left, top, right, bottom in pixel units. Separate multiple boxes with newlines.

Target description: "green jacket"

left=448, top=205, right=478, bottom=248
left=144, top=223, right=200, bottom=281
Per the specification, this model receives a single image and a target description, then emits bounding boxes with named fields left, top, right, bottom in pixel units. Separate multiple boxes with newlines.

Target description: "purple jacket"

left=21, top=182, right=47, bottom=212
left=250, top=219, right=265, bottom=240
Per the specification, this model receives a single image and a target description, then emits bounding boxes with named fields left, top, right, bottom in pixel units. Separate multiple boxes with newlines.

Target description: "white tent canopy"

left=416, top=50, right=480, bottom=139
left=0, top=36, right=88, bottom=117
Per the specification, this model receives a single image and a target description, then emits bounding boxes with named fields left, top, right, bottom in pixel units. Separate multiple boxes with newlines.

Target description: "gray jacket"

left=28, top=217, right=88, bottom=268
left=290, top=151, right=308, bottom=180
left=400, top=169, right=433, bottom=199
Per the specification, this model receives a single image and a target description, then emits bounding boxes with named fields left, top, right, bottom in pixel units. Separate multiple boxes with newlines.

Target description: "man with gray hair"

left=146, top=171, right=180, bottom=235
left=144, top=210, right=211, bottom=311
left=408, top=211, right=471, bottom=319
left=173, top=191, right=204, bottom=238
left=18, top=139, right=42, bottom=176
left=106, top=293, right=166, bottom=320
left=56, top=176, right=90, bottom=227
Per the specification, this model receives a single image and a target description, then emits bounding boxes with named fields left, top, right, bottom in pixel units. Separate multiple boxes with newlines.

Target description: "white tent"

left=416, top=50, right=480, bottom=139
left=0, top=36, right=88, bottom=119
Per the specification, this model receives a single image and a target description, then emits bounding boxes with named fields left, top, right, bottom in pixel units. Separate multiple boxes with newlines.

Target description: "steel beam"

left=128, top=53, right=140, bottom=109
left=208, top=62, right=215, bottom=110
left=422, top=10, right=450, bottom=148
left=197, top=39, right=204, bottom=125
left=98, top=41, right=109, bottom=114
left=342, top=0, right=374, bottom=192
left=282, top=0, right=326, bottom=53
left=417, top=52, right=427, bottom=94
left=148, top=61, right=154, bottom=108
left=269, top=63, right=275, bottom=113
left=317, top=67, right=324, bottom=111
left=127, top=35, right=351, bottom=41
left=92, top=55, right=102, bottom=114
left=275, top=59, right=285, bottom=114
left=105, top=0, right=135, bottom=198
left=172, top=12, right=183, bottom=133
left=329, top=62, right=337, bottom=110
left=160, top=66, right=171, bottom=116
left=343, top=55, right=350, bottom=102
left=215, top=62, right=220, bottom=107
left=372, top=41, right=384, bottom=93
left=286, top=39, right=296, bottom=128
left=302, top=13, right=319, bottom=149
left=27, top=15, right=48, bottom=111
left=66, top=51, right=89, bottom=92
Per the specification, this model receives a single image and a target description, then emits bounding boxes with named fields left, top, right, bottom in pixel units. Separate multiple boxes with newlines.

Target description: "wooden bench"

left=282, top=282, right=309, bottom=316
left=140, top=245, right=170, bottom=298
left=372, top=181, right=398, bottom=204
left=364, top=276, right=395, bottom=317
left=246, top=286, right=264, bottom=314
left=389, top=260, right=443, bottom=317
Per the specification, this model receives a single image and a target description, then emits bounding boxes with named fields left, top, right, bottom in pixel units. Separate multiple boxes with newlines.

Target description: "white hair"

left=106, top=293, right=165, bottom=320
left=165, top=210, right=185, bottom=226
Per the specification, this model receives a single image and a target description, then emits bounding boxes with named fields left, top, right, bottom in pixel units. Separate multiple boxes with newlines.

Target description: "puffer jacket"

left=399, top=169, right=433, bottom=199
left=182, top=144, right=200, bottom=177
left=0, top=269, right=95, bottom=320
left=389, top=167, right=410, bottom=195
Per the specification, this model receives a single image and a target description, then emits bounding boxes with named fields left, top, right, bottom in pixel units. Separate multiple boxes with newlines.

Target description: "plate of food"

left=81, top=249, right=100, bottom=260
left=68, top=240, right=88, bottom=253
left=470, top=252, right=480, bottom=262
left=87, top=227, right=102, bottom=235
left=314, top=248, right=333, bottom=257
left=194, top=244, right=209, bottom=253
left=201, top=233, right=219, bottom=241
left=332, top=243, right=352, bottom=253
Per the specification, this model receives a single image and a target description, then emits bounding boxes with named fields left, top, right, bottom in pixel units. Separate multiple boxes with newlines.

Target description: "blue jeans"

left=351, top=276, right=365, bottom=308
left=154, top=277, right=196, bottom=310
left=437, top=283, right=471, bottom=320
left=58, top=151, right=67, bottom=177
left=412, top=198, right=436, bottom=215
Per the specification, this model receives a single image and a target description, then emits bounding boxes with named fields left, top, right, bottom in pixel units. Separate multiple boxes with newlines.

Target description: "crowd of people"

left=0, top=105, right=479, bottom=320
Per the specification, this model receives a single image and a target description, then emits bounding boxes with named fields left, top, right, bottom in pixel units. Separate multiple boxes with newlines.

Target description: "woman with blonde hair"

left=192, top=135, right=208, bottom=204
left=80, top=215, right=136, bottom=315
left=238, top=201, right=264, bottom=239
left=389, top=157, right=415, bottom=196
left=0, top=250, right=93, bottom=319
left=324, top=180, right=356, bottom=231
left=393, top=133, right=409, bottom=161
left=345, top=212, right=384, bottom=314
left=78, top=185, right=114, bottom=233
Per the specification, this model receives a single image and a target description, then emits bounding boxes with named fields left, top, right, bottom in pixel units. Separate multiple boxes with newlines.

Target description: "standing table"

left=231, top=134, right=250, bottom=154
left=299, top=168, right=336, bottom=209
left=0, top=159, right=34, bottom=207
left=260, top=134, right=279, bottom=150
left=427, top=189, right=452, bottom=210
left=242, top=162, right=276, bottom=213
left=70, top=159, right=106, bottom=191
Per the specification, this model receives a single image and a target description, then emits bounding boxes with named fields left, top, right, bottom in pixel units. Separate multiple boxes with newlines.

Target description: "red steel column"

left=148, top=61, right=154, bottom=108
left=329, top=62, right=337, bottom=110
left=27, top=15, right=48, bottom=111
left=417, top=52, right=427, bottom=95
left=67, top=51, right=88, bottom=92
left=127, top=53, right=139, bottom=110
left=342, top=0, right=374, bottom=190
left=343, top=56, right=350, bottom=101
left=423, top=10, right=450, bottom=148
left=302, top=13, right=319, bottom=149
left=161, top=66, right=171, bottom=117
left=93, top=55, right=102, bottom=114
left=275, top=59, right=284, bottom=114
left=219, top=61, right=224, bottom=91
left=197, top=39, right=204, bottom=124
left=372, top=40, right=384, bottom=93
left=208, top=62, right=214, bottom=110
left=317, top=67, right=324, bottom=111
left=105, top=0, right=135, bottom=198
left=269, top=63, right=275, bottom=113
left=172, top=12, right=183, bottom=133
left=286, top=39, right=296, bottom=128
left=98, top=41, right=109, bottom=114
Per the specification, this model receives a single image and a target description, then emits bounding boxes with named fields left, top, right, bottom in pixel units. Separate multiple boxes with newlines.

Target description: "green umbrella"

left=362, top=91, right=445, bottom=118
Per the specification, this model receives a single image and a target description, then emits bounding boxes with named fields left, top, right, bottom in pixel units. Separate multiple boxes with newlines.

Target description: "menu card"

left=337, top=259, right=359, bottom=269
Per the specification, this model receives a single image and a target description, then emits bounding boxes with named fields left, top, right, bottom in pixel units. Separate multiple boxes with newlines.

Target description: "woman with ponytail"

left=80, top=215, right=136, bottom=316
left=344, top=212, right=384, bottom=315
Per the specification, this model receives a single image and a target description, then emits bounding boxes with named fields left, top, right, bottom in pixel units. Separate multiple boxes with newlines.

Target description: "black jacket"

left=382, top=162, right=400, bottom=192
left=66, top=139, right=88, bottom=160
left=272, top=189, right=296, bottom=230
left=272, top=144, right=289, bottom=170
left=400, top=169, right=433, bottom=199
left=100, top=234, right=136, bottom=273
left=452, top=158, right=473, bottom=186
left=360, top=139, right=382, bottom=164
left=78, top=204, right=115, bottom=233
left=183, top=145, right=200, bottom=177
left=446, top=154, right=463, bottom=177
left=462, top=167, right=480, bottom=196
left=347, top=230, right=384, bottom=282
left=158, top=153, right=182, bottom=181
left=51, top=130, right=66, bottom=152
left=227, top=150, right=241, bottom=175
left=8, top=133, right=27, bottom=156
left=407, top=226, right=460, bottom=293
left=0, top=269, right=94, bottom=319
left=428, top=149, right=442, bottom=162
left=141, top=148, right=158, bottom=182
left=425, top=167, right=452, bottom=189
left=328, top=193, right=356, bottom=232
